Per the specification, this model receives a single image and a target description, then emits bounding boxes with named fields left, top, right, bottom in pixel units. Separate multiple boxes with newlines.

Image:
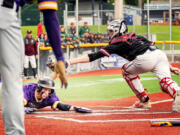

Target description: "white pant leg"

left=123, top=50, right=161, bottom=99
left=125, top=49, right=179, bottom=98
left=24, top=55, right=29, bottom=69
left=29, top=55, right=36, bottom=68
left=126, top=50, right=159, bottom=75
left=151, top=49, right=171, bottom=79
left=0, top=20, right=25, bottom=135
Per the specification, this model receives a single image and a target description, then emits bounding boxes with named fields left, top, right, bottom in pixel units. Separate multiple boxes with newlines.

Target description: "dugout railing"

left=37, top=41, right=180, bottom=77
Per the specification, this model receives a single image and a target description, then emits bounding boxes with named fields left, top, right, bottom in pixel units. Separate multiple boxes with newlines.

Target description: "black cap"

left=27, top=30, right=32, bottom=34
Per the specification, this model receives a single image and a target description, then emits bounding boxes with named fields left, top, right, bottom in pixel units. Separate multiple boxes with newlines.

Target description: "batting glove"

left=74, top=106, right=92, bottom=113
left=24, top=107, right=37, bottom=114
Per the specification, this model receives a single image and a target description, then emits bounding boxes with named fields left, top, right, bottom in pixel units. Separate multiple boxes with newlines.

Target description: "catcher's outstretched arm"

left=68, top=50, right=106, bottom=66
left=69, top=55, right=90, bottom=65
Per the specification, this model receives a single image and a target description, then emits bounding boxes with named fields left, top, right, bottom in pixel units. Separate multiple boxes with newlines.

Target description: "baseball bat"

left=151, top=121, right=180, bottom=127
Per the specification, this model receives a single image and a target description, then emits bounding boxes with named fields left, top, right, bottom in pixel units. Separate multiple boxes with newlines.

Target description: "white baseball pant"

left=24, top=55, right=37, bottom=69
left=122, top=49, right=180, bottom=101
left=0, top=2, right=25, bottom=134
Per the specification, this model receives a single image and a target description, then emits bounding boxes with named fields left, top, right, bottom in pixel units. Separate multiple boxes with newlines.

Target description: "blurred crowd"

left=61, top=21, right=109, bottom=48
left=23, top=21, right=108, bottom=79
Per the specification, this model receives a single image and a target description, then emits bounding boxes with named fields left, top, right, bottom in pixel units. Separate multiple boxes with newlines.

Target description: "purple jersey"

left=23, top=83, right=60, bottom=109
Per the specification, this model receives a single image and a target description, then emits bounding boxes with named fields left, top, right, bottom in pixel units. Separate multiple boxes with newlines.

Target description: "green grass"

left=1, top=72, right=179, bottom=101
left=21, top=25, right=180, bottom=41
left=22, top=73, right=180, bottom=101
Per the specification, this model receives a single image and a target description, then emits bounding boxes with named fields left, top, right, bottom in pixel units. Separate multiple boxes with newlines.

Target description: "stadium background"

left=1, top=0, right=180, bottom=135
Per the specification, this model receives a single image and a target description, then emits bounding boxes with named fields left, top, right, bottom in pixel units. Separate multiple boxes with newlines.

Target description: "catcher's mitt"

left=24, top=107, right=37, bottom=114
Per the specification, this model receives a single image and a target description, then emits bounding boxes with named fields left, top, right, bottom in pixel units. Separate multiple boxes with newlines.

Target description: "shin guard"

left=160, top=77, right=179, bottom=98
left=122, top=66, right=148, bottom=102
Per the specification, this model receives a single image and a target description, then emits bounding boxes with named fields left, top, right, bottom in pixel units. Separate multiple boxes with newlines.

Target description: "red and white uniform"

left=88, top=33, right=180, bottom=102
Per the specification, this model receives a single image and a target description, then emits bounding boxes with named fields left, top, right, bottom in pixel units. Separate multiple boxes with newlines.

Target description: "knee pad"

left=160, top=77, right=179, bottom=97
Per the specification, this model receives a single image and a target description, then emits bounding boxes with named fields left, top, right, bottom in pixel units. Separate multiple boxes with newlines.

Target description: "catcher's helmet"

left=107, top=19, right=128, bottom=39
left=46, top=58, right=55, bottom=71
left=37, top=78, right=55, bottom=95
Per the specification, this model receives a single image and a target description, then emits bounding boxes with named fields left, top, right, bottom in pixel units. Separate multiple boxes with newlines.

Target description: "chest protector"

left=110, top=33, right=154, bottom=46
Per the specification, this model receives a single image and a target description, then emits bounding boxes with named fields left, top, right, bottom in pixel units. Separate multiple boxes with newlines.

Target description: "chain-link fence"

left=20, top=4, right=180, bottom=78
left=21, top=4, right=64, bottom=26
left=20, top=4, right=180, bottom=41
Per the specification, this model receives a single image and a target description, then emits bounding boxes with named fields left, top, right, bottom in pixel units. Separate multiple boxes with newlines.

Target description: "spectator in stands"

left=89, top=32, right=95, bottom=43
left=60, top=26, right=72, bottom=47
left=103, top=33, right=110, bottom=43
left=95, top=33, right=102, bottom=43
left=44, top=32, right=50, bottom=47
left=39, top=32, right=50, bottom=77
left=24, top=30, right=38, bottom=79
left=72, top=36, right=80, bottom=48
left=80, top=31, right=91, bottom=44
left=67, top=22, right=80, bottom=48
left=68, top=22, right=77, bottom=37
left=84, top=32, right=91, bottom=43
left=38, top=33, right=45, bottom=47
left=79, top=22, right=91, bottom=37
left=93, top=33, right=98, bottom=43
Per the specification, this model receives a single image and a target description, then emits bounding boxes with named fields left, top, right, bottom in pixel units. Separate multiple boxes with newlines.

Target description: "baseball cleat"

left=132, top=100, right=151, bottom=109
left=172, top=90, right=180, bottom=113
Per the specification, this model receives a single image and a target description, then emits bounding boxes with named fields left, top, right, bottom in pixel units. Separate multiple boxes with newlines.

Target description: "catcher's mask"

left=46, top=59, right=55, bottom=71
left=107, top=19, right=128, bottom=39
left=37, top=78, right=55, bottom=96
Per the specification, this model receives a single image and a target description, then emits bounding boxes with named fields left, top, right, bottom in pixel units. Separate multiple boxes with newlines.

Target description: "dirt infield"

left=1, top=92, right=180, bottom=135
left=0, top=64, right=180, bottom=135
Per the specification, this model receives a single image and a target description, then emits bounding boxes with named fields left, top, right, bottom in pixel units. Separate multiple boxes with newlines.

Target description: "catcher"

left=66, top=19, right=180, bottom=112
left=23, top=78, right=92, bottom=114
